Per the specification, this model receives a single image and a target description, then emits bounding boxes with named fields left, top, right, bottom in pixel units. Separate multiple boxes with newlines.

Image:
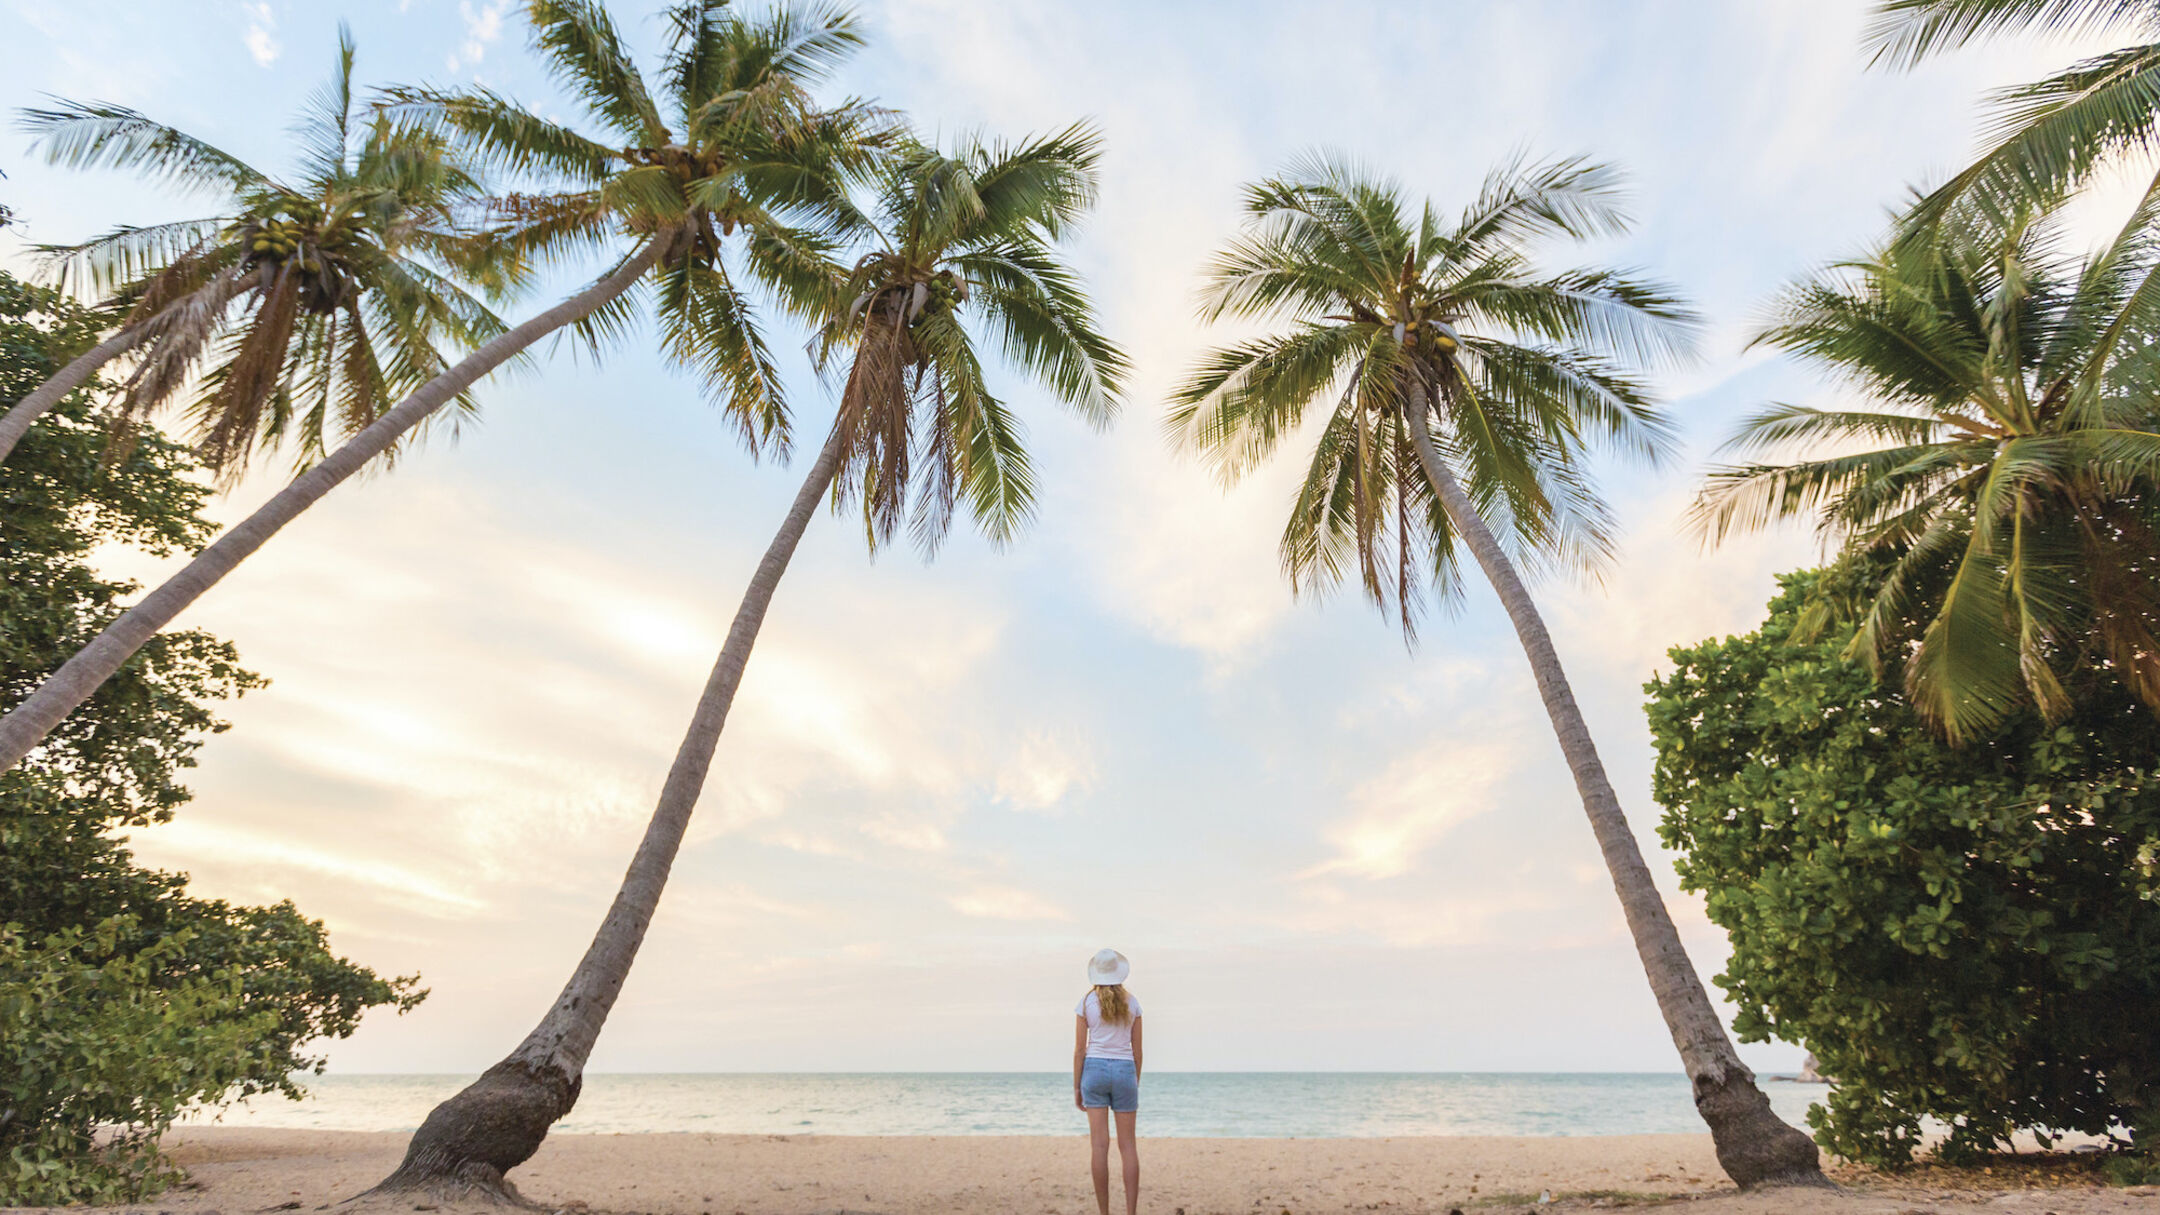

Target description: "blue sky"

left=0, top=1, right=2124, bottom=1075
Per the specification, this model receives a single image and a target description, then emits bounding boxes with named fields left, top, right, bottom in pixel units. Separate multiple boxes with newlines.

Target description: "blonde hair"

left=1094, top=983, right=1133, bottom=1027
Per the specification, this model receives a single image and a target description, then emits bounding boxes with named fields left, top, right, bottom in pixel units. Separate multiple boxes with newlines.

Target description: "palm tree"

left=372, top=126, right=1124, bottom=1198
left=3, top=26, right=502, bottom=474
left=1867, top=0, right=2160, bottom=227
left=0, top=0, right=889, bottom=775
left=1169, top=154, right=1823, bottom=1188
left=1695, top=197, right=2160, bottom=743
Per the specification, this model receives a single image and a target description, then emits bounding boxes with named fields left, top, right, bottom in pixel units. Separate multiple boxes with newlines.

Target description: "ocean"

left=186, top=1073, right=1829, bottom=1138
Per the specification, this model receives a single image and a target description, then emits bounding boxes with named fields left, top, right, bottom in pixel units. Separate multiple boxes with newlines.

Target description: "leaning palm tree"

left=0, top=0, right=890, bottom=774
left=371, top=125, right=1124, bottom=1198
left=3, top=25, right=502, bottom=474
left=1169, top=154, right=1824, bottom=1188
left=1867, top=0, right=2160, bottom=228
left=1696, top=196, right=2160, bottom=743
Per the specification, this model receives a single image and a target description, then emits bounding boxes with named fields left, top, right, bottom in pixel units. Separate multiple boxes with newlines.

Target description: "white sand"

left=113, top=1128, right=2160, bottom=1215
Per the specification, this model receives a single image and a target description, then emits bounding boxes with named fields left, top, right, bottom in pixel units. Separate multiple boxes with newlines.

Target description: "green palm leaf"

left=1869, top=0, right=2160, bottom=226
left=1711, top=190, right=2160, bottom=737
left=18, top=29, right=505, bottom=477
left=529, top=0, right=668, bottom=144
left=19, top=99, right=270, bottom=195
left=1173, top=152, right=1687, bottom=630
left=816, top=126, right=1124, bottom=554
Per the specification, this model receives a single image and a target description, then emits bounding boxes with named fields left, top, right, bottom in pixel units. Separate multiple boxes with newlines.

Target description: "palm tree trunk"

left=0, top=326, right=145, bottom=465
left=0, top=274, right=249, bottom=466
left=0, top=240, right=667, bottom=775
left=1402, top=395, right=1823, bottom=1189
left=371, top=416, right=850, bottom=1200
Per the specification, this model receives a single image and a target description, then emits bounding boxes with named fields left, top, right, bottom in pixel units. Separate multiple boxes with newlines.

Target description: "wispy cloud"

left=994, top=730, right=1096, bottom=811
left=1301, top=737, right=1520, bottom=882
left=447, top=0, right=508, bottom=72
left=948, top=884, right=1072, bottom=922
left=139, top=819, right=482, bottom=917
left=241, top=2, right=279, bottom=67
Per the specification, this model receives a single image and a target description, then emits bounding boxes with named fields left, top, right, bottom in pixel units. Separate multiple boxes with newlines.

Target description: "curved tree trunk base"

left=362, top=1060, right=578, bottom=1205
left=356, top=1165, right=536, bottom=1209
left=1697, top=1069, right=1831, bottom=1188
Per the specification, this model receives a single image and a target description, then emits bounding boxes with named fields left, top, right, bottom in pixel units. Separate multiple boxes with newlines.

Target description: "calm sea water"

left=186, top=1073, right=1828, bottom=1138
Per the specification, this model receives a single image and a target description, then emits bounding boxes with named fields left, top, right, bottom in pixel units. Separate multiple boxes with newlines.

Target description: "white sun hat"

left=1086, top=948, right=1130, bottom=986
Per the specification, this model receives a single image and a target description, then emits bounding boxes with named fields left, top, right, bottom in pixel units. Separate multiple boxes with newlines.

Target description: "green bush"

left=0, top=269, right=423, bottom=1201
left=1647, top=568, right=2160, bottom=1166
left=0, top=918, right=274, bottom=1204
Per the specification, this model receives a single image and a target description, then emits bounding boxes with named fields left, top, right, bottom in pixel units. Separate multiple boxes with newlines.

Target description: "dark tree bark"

left=370, top=418, right=851, bottom=1199
left=1403, top=394, right=1825, bottom=1189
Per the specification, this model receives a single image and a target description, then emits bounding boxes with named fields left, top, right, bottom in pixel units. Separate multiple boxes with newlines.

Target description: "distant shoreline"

left=185, top=1071, right=1831, bottom=1139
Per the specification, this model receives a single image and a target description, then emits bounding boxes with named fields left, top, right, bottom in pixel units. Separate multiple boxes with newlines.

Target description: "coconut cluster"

left=234, top=205, right=361, bottom=314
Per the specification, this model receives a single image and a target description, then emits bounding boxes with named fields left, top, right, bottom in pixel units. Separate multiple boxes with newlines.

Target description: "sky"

left=0, top=1, right=2130, bottom=1077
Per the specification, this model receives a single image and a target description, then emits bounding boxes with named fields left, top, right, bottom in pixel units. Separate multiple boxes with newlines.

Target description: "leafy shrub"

left=1647, top=569, right=2160, bottom=1166
left=0, top=270, right=423, bottom=1200
left=0, top=919, right=273, bottom=1204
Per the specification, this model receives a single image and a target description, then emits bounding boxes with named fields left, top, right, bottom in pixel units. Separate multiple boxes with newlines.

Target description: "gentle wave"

left=186, top=1073, right=1830, bottom=1138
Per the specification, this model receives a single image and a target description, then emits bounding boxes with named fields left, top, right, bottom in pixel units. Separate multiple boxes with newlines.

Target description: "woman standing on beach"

left=1074, top=948, right=1143, bottom=1215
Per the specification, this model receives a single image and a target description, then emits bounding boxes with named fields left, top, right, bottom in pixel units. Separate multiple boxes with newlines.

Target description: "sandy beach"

left=80, top=1128, right=2152, bottom=1215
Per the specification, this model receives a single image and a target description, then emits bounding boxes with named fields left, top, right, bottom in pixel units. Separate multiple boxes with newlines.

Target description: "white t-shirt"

left=1075, top=989, right=1142, bottom=1060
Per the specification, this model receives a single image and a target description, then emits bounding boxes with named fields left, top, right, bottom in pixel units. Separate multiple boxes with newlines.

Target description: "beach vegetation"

left=0, top=269, right=422, bottom=1204
left=0, top=919, right=263, bottom=1204
left=6, top=24, right=504, bottom=476
left=1695, top=196, right=2160, bottom=743
left=1867, top=0, right=2160, bottom=232
left=1165, top=154, right=1822, bottom=1188
left=1649, top=564, right=2160, bottom=1168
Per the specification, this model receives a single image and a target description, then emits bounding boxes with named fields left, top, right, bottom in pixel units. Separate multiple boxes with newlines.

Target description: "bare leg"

left=1115, top=1110, right=1138, bottom=1215
left=1087, top=1107, right=1111, bottom=1215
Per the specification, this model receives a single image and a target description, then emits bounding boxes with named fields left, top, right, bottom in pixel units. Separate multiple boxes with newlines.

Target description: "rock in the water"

left=1795, top=1052, right=1828, bottom=1084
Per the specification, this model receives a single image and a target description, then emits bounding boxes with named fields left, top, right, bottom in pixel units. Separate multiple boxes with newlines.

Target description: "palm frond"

left=1865, top=0, right=2153, bottom=68
left=20, top=98, right=270, bottom=195
left=912, top=310, right=1037, bottom=552
left=661, top=0, right=733, bottom=120
left=1467, top=338, right=1678, bottom=467
left=960, top=238, right=1126, bottom=427
left=736, top=217, right=845, bottom=321
left=1456, top=267, right=1700, bottom=369
left=528, top=0, right=668, bottom=144
left=36, top=219, right=227, bottom=299
left=1907, top=516, right=2027, bottom=740
left=966, top=122, right=1104, bottom=240
left=293, top=22, right=359, bottom=185
left=1168, top=323, right=1363, bottom=479
left=1903, top=41, right=2160, bottom=230
left=1720, top=401, right=1953, bottom=456
left=1692, top=444, right=1981, bottom=543
left=1443, top=152, right=1634, bottom=267
left=655, top=255, right=791, bottom=457
left=378, top=85, right=616, bottom=184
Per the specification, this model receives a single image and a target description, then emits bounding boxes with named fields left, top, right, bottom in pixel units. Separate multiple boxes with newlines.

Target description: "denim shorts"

left=1080, top=1056, right=1139, bottom=1112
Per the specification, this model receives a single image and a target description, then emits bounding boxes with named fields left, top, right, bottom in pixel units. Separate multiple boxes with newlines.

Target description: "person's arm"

left=1074, top=1015, right=1088, bottom=1109
left=1131, top=1016, right=1143, bottom=1079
